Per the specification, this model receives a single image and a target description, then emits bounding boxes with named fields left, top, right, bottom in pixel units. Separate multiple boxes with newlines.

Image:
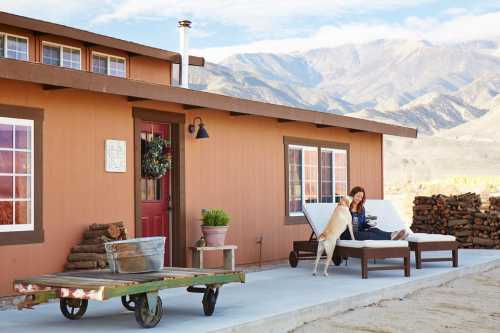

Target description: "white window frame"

left=321, top=148, right=348, bottom=203
left=91, top=51, right=126, bottom=78
left=287, top=144, right=348, bottom=217
left=41, top=41, right=81, bottom=70
left=0, top=32, right=29, bottom=61
left=0, top=117, right=35, bottom=232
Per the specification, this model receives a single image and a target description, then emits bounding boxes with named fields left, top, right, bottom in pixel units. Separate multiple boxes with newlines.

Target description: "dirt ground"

left=293, top=267, right=500, bottom=333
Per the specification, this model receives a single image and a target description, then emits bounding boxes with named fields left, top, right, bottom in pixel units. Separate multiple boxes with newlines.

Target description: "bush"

left=201, top=209, right=230, bottom=227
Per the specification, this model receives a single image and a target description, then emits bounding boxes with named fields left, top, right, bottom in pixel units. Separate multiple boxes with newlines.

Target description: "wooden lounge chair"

left=364, top=200, right=459, bottom=269
left=289, top=203, right=410, bottom=279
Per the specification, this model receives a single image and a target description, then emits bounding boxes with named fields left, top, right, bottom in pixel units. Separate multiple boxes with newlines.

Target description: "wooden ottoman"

left=407, top=233, right=458, bottom=269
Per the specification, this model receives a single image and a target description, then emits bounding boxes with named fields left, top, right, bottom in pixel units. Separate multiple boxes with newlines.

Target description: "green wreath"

left=141, top=136, right=171, bottom=179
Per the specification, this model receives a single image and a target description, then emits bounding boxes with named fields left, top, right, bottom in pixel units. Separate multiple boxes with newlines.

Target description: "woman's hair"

left=349, top=186, right=366, bottom=212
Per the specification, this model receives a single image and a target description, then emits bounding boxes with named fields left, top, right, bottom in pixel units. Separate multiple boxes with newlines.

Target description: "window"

left=92, top=53, right=126, bottom=78
left=0, top=104, right=43, bottom=246
left=42, top=43, right=81, bottom=69
left=0, top=33, right=28, bottom=61
left=285, top=138, right=349, bottom=222
left=0, top=117, right=34, bottom=232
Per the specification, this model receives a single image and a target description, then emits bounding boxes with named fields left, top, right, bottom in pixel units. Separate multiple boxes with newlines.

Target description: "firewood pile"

left=412, top=193, right=499, bottom=249
left=65, top=222, right=127, bottom=271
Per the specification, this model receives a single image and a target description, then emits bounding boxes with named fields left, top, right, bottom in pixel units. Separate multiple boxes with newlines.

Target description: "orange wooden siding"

left=0, top=81, right=382, bottom=295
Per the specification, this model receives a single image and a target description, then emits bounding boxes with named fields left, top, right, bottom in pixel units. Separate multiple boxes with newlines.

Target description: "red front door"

left=140, top=121, right=171, bottom=266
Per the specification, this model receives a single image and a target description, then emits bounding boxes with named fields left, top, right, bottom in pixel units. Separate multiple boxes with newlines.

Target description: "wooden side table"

left=190, top=245, right=238, bottom=271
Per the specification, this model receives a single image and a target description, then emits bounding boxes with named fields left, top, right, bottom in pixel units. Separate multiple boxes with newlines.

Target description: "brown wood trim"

left=0, top=11, right=204, bottom=66
left=132, top=108, right=186, bottom=266
left=0, top=58, right=417, bottom=138
left=283, top=136, right=351, bottom=225
left=0, top=104, right=44, bottom=246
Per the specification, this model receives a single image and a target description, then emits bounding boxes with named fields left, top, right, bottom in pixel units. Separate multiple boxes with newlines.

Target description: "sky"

left=1, top=0, right=500, bottom=62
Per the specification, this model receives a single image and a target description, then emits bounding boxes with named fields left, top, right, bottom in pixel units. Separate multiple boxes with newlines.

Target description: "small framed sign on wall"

left=105, top=139, right=127, bottom=172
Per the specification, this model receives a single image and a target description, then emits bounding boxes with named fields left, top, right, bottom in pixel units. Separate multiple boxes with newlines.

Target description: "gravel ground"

left=293, top=267, right=500, bottom=333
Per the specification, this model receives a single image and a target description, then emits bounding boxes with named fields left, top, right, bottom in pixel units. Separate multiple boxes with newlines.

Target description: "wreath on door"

left=141, top=136, right=171, bottom=179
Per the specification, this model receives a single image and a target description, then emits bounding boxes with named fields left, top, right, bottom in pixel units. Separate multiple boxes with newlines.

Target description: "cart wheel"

left=121, top=295, right=138, bottom=311
left=202, top=288, right=219, bottom=316
left=289, top=251, right=299, bottom=268
left=333, top=256, right=342, bottom=266
left=134, top=294, right=163, bottom=328
left=60, top=298, right=88, bottom=320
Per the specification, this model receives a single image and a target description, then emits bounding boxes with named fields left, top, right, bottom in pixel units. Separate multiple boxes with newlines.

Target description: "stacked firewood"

left=65, top=222, right=127, bottom=271
left=472, top=198, right=500, bottom=249
left=412, top=193, right=488, bottom=248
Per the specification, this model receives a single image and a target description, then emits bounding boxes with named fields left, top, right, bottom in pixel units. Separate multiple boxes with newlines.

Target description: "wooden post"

left=223, top=248, right=235, bottom=271
left=361, top=256, right=368, bottom=279
left=415, top=245, right=422, bottom=269
left=452, top=248, right=458, bottom=267
left=404, top=253, right=410, bottom=277
left=192, top=249, right=203, bottom=269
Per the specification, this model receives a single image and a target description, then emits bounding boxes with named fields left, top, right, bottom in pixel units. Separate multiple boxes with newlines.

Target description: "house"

left=0, top=11, right=417, bottom=296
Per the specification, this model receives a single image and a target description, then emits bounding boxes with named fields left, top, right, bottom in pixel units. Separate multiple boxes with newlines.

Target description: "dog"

left=312, top=196, right=355, bottom=276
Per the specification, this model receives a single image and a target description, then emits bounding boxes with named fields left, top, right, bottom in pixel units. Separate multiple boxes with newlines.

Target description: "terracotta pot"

left=201, top=226, right=228, bottom=246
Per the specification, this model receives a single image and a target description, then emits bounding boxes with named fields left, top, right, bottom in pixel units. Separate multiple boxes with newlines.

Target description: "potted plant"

left=201, top=209, right=230, bottom=246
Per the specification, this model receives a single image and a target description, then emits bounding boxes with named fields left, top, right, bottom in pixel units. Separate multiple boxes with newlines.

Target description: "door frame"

left=133, top=107, right=186, bottom=267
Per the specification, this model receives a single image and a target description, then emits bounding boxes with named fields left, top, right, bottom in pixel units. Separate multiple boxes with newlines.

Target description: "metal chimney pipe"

left=178, top=20, right=191, bottom=88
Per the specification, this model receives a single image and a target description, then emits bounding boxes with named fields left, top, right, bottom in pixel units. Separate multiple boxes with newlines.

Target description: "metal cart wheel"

left=134, top=294, right=163, bottom=328
left=60, top=298, right=88, bottom=320
left=121, top=294, right=138, bottom=311
left=333, top=256, right=342, bottom=266
left=289, top=251, right=299, bottom=268
left=202, top=288, right=219, bottom=316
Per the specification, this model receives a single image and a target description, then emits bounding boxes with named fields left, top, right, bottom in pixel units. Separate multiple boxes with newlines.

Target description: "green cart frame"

left=14, top=267, right=245, bottom=328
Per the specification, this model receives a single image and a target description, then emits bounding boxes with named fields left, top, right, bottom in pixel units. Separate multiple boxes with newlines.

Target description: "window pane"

left=141, top=178, right=147, bottom=201
left=303, top=148, right=318, bottom=204
left=0, top=202, right=13, bottom=225
left=109, top=57, right=125, bottom=77
left=320, top=150, right=333, bottom=203
left=15, top=152, right=30, bottom=174
left=6, top=36, right=28, bottom=61
left=288, top=147, right=302, bottom=213
left=335, top=182, right=347, bottom=198
left=92, top=54, right=107, bottom=74
left=42, top=44, right=60, bottom=66
left=15, top=176, right=30, bottom=198
left=62, top=47, right=80, bottom=69
left=0, top=176, right=13, bottom=199
left=15, top=201, right=31, bottom=224
left=335, top=152, right=347, bottom=168
left=15, top=125, right=30, bottom=149
left=0, top=151, right=12, bottom=173
left=335, top=167, right=347, bottom=182
left=0, top=35, right=4, bottom=58
left=0, top=124, right=13, bottom=148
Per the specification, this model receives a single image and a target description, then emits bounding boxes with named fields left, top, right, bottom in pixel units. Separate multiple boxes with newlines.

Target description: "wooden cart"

left=14, top=267, right=245, bottom=329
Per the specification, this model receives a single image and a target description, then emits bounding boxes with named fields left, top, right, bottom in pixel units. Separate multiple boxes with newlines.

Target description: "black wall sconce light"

left=188, top=116, right=209, bottom=139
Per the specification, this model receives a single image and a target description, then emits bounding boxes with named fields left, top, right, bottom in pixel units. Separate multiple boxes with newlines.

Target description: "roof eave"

left=0, top=59, right=417, bottom=138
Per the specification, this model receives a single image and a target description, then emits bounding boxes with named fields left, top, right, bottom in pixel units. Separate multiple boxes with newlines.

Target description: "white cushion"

left=303, top=203, right=337, bottom=236
left=336, top=240, right=366, bottom=248
left=407, top=233, right=456, bottom=242
left=364, top=200, right=409, bottom=232
left=336, top=240, right=408, bottom=248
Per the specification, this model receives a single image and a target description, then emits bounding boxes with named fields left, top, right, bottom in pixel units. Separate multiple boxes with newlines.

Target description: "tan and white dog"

left=312, top=196, right=355, bottom=276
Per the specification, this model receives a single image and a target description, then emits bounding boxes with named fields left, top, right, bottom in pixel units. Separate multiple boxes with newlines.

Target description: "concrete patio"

left=1, top=249, right=499, bottom=333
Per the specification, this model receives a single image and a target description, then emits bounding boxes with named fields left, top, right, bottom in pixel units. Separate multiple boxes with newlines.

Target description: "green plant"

left=201, top=209, right=230, bottom=227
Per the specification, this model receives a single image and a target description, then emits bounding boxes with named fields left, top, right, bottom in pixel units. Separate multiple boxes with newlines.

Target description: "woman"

left=341, top=186, right=407, bottom=241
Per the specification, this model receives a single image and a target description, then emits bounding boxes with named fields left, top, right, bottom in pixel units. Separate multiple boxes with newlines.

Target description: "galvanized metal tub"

left=104, top=237, right=165, bottom=273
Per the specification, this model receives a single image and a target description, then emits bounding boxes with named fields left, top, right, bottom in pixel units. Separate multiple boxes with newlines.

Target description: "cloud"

left=192, top=10, right=500, bottom=62
left=89, top=0, right=434, bottom=32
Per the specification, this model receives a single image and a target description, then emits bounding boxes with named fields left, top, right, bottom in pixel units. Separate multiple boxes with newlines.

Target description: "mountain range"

left=190, top=38, right=500, bottom=137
